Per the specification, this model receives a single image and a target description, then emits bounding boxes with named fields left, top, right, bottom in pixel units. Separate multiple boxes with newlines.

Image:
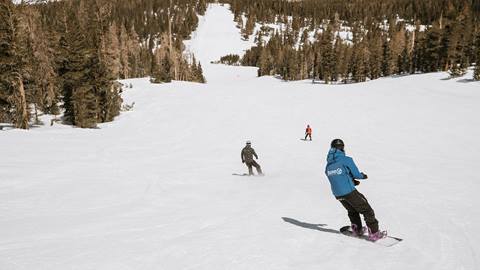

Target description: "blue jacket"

left=325, top=148, right=365, bottom=197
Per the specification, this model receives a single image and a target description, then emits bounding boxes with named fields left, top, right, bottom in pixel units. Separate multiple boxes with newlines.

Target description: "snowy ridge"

left=1, top=4, right=479, bottom=270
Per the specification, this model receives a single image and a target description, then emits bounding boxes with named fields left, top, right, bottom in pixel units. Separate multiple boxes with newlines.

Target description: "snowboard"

left=339, top=226, right=402, bottom=247
left=300, top=138, right=312, bottom=141
left=232, top=173, right=265, bottom=177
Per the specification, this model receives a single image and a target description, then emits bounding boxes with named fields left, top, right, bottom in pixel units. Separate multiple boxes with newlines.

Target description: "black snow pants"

left=246, top=160, right=262, bottom=175
left=336, top=189, right=379, bottom=233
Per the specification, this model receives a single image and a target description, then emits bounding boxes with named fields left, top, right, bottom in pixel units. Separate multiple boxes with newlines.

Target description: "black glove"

left=361, top=173, right=368, bottom=179
left=353, top=180, right=360, bottom=186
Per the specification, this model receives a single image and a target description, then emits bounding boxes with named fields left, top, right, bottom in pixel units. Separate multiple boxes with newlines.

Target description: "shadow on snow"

left=281, top=217, right=341, bottom=235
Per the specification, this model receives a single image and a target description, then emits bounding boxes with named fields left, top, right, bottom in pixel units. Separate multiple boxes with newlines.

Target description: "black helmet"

left=331, top=139, right=345, bottom=150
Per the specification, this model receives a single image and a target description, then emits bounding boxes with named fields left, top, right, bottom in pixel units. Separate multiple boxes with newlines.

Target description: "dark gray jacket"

left=241, top=146, right=258, bottom=162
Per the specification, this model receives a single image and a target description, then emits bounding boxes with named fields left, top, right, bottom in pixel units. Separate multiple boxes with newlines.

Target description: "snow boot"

left=351, top=224, right=365, bottom=237
left=368, top=227, right=387, bottom=241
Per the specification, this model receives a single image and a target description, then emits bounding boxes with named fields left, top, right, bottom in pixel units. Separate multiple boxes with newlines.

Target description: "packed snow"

left=1, top=4, right=479, bottom=270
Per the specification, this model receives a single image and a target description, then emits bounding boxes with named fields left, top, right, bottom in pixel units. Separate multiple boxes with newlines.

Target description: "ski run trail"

left=1, top=4, right=480, bottom=270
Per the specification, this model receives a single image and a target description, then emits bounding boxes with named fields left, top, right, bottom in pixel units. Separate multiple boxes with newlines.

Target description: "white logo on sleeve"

left=327, top=168, right=343, bottom=176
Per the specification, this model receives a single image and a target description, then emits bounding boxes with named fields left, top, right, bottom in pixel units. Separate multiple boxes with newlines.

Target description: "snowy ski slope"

left=1, top=4, right=479, bottom=270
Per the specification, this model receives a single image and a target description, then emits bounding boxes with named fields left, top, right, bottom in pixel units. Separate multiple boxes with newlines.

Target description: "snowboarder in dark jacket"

left=325, top=139, right=385, bottom=241
left=241, top=141, right=263, bottom=176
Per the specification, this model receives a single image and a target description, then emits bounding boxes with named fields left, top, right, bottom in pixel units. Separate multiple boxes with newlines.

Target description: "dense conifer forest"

left=0, top=0, right=206, bottom=129
left=219, top=0, right=480, bottom=82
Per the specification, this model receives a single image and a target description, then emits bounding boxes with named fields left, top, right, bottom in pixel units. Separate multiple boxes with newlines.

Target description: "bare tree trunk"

left=168, top=0, right=177, bottom=80
left=439, top=13, right=443, bottom=29
left=410, top=30, right=415, bottom=53
left=11, top=74, right=29, bottom=129
left=33, top=103, right=39, bottom=124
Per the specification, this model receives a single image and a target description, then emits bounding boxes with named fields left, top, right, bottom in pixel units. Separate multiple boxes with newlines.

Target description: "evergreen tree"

left=475, top=34, right=480, bottom=81
left=236, top=14, right=243, bottom=29
left=60, top=11, right=96, bottom=127
left=242, top=14, right=255, bottom=40
left=96, top=23, right=122, bottom=123
left=338, top=44, right=352, bottom=83
left=350, top=24, right=368, bottom=83
left=367, top=30, right=383, bottom=80
left=196, top=62, right=206, bottom=83
left=119, top=25, right=131, bottom=79
left=389, top=26, right=406, bottom=74
left=399, top=47, right=410, bottom=74
left=423, top=25, right=443, bottom=72
left=151, top=55, right=173, bottom=83
left=258, top=47, right=273, bottom=76
left=18, top=7, right=60, bottom=121
left=474, top=63, right=480, bottom=81
left=0, top=0, right=29, bottom=129
left=448, top=60, right=467, bottom=78
left=411, top=27, right=423, bottom=74
left=332, top=36, right=343, bottom=82
left=381, top=36, right=392, bottom=76
left=319, top=25, right=335, bottom=83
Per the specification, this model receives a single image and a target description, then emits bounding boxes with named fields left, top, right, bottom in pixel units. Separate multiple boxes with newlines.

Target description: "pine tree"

left=197, top=0, right=207, bottom=16
left=300, top=29, right=309, bottom=46
left=95, top=41, right=122, bottom=124
left=196, top=62, right=207, bottom=83
left=367, top=30, right=383, bottom=80
left=242, top=15, right=255, bottom=40
left=423, top=25, right=443, bottom=72
left=0, top=0, right=29, bottom=129
left=103, top=24, right=121, bottom=79
left=448, top=28, right=468, bottom=79
left=331, top=37, right=343, bottom=82
left=474, top=63, right=480, bottom=81
left=60, top=10, right=97, bottom=128
left=449, top=61, right=467, bottom=78
left=319, top=25, right=334, bottom=83
left=73, top=0, right=121, bottom=127
left=399, top=47, right=410, bottom=74
left=151, top=54, right=172, bottom=83
left=475, top=34, right=480, bottom=81
left=18, top=7, right=60, bottom=121
left=350, top=38, right=368, bottom=82
left=440, top=24, right=454, bottom=71
left=473, top=32, right=480, bottom=81
left=119, top=24, right=131, bottom=79
left=389, top=27, right=406, bottom=75
left=381, top=36, right=391, bottom=76
left=236, top=14, right=243, bottom=29
left=411, top=27, right=423, bottom=74
left=258, top=47, right=273, bottom=76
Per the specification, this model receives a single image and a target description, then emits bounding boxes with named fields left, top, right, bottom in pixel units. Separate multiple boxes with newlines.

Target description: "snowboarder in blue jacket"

left=325, top=139, right=385, bottom=241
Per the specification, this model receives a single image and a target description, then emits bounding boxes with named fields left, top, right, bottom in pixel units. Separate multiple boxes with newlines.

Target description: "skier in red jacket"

left=304, top=125, right=312, bottom=141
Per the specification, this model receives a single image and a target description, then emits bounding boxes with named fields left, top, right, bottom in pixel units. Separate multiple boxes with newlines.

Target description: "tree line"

left=218, top=0, right=480, bottom=82
left=0, top=0, right=206, bottom=129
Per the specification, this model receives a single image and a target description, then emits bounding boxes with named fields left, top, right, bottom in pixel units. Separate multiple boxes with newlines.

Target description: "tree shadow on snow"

left=282, top=217, right=341, bottom=235
left=1, top=123, right=45, bottom=130
left=456, top=78, right=476, bottom=83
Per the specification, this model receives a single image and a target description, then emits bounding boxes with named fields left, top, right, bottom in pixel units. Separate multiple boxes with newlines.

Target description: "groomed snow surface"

left=1, top=4, right=479, bottom=270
